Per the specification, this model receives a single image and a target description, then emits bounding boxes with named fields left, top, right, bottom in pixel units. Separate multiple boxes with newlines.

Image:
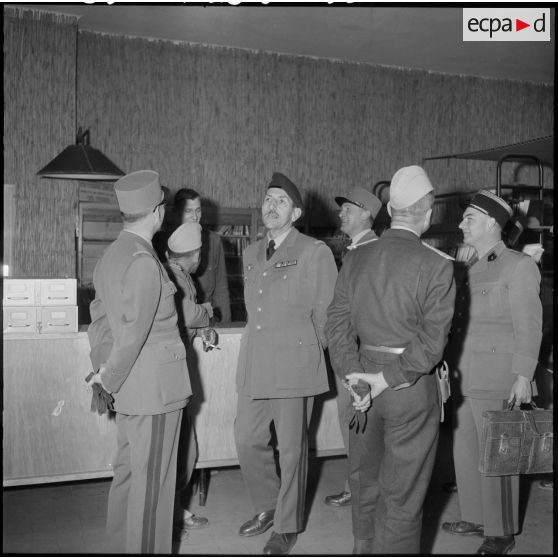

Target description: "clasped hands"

left=344, top=371, right=389, bottom=412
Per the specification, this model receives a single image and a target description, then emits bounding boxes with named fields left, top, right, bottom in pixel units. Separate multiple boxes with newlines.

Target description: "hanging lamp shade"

left=37, top=127, right=124, bottom=181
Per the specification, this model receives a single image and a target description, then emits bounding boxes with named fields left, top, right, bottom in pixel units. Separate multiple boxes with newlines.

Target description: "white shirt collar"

left=267, top=227, right=292, bottom=249
left=349, top=229, right=372, bottom=246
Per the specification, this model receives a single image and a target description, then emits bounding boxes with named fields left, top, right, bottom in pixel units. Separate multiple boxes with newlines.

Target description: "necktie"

left=266, top=239, right=276, bottom=260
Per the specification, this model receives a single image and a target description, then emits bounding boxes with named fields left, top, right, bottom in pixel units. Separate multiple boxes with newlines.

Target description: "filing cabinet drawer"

left=39, top=306, right=78, bottom=333
left=2, top=279, right=39, bottom=306
left=3, top=307, right=38, bottom=333
left=39, top=279, right=77, bottom=306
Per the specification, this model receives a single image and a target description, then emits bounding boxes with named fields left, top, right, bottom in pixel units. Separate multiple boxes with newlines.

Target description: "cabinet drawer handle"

left=7, top=296, right=30, bottom=300
left=9, top=324, right=32, bottom=328
left=47, top=322, right=71, bottom=327
left=47, top=296, right=69, bottom=300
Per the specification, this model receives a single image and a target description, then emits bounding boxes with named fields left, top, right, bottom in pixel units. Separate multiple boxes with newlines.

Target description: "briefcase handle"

left=506, top=399, right=540, bottom=412
left=506, top=400, right=543, bottom=436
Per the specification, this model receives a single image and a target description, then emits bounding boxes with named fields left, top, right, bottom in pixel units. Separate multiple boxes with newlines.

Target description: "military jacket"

left=88, top=231, right=191, bottom=415
left=193, top=229, right=231, bottom=323
left=326, top=228, right=456, bottom=387
left=164, top=261, right=211, bottom=343
left=236, top=228, right=338, bottom=398
left=446, top=241, right=542, bottom=399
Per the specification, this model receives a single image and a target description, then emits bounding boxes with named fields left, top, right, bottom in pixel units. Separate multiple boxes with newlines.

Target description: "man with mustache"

left=234, top=172, right=338, bottom=555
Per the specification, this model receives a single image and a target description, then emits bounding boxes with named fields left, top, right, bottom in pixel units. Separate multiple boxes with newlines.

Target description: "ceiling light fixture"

left=37, top=26, right=124, bottom=181
left=37, top=126, right=124, bottom=180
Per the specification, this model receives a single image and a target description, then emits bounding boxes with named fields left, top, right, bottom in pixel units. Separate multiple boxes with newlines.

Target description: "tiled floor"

left=3, top=425, right=554, bottom=555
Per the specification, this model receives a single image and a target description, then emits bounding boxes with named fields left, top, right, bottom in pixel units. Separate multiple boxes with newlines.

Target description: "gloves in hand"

left=85, top=372, right=114, bottom=415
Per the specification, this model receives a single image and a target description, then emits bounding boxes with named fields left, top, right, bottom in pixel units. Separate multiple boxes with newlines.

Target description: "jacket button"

left=283, top=275, right=287, bottom=279
left=492, top=347, right=496, bottom=352
left=258, top=289, right=263, bottom=294
left=482, top=289, right=487, bottom=295
left=257, top=307, right=262, bottom=312
left=263, top=272, right=267, bottom=277
left=256, top=325, right=262, bottom=330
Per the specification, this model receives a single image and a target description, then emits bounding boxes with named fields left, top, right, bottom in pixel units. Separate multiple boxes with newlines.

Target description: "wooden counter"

left=3, top=326, right=344, bottom=486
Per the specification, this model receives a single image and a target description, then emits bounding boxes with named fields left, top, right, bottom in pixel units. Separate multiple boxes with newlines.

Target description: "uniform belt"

left=361, top=344, right=405, bottom=354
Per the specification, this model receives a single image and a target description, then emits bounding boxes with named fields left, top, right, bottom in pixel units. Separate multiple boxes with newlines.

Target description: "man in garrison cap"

left=163, top=222, right=215, bottom=533
left=87, top=170, right=191, bottom=554
left=325, top=165, right=456, bottom=554
left=234, top=172, right=338, bottom=555
left=323, top=186, right=382, bottom=509
left=441, top=190, right=542, bottom=556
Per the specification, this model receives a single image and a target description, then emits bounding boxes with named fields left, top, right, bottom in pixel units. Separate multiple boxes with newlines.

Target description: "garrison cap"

left=468, top=190, right=513, bottom=229
left=168, top=223, right=202, bottom=254
left=268, top=172, right=304, bottom=212
left=114, top=170, right=162, bottom=214
left=387, top=165, right=434, bottom=215
left=335, top=187, right=382, bottom=220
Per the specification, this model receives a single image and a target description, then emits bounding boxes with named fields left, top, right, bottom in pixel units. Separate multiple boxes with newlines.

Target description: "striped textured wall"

left=4, top=7, right=78, bottom=277
left=4, top=6, right=554, bottom=276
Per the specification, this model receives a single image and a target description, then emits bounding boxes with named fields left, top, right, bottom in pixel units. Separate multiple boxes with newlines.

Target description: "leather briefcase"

left=479, top=404, right=553, bottom=476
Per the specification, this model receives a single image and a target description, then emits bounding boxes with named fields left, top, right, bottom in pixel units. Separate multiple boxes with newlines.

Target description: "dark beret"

left=268, top=172, right=304, bottom=212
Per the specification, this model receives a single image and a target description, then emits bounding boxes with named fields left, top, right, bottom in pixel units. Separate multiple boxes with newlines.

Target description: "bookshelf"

left=202, top=207, right=264, bottom=322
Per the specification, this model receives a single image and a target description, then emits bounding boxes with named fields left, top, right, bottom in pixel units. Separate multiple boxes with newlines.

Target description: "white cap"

left=168, top=223, right=202, bottom=254
left=387, top=165, right=434, bottom=215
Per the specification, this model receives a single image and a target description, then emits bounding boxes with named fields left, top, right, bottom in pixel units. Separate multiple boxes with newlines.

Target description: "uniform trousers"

left=333, top=373, right=353, bottom=493
left=176, top=405, right=198, bottom=497
left=453, top=397, right=519, bottom=536
left=106, top=409, right=183, bottom=554
left=349, top=373, right=439, bottom=554
left=234, top=393, right=314, bottom=533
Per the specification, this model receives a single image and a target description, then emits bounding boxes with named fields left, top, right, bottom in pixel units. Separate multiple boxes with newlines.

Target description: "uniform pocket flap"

left=155, top=341, right=186, bottom=364
left=278, top=329, right=319, bottom=348
left=473, top=336, right=514, bottom=354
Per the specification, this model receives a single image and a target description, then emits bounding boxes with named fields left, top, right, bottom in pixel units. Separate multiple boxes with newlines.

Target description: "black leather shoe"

left=476, top=536, right=515, bottom=555
left=239, top=510, right=275, bottom=537
left=324, top=490, right=352, bottom=507
left=352, top=537, right=374, bottom=554
left=263, top=531, right=297, bottom=555
left=442, top=521, right=484, bottom=536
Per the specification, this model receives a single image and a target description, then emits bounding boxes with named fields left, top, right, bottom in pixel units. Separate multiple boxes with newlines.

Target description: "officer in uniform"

left=164, top=222, right=215, bottom=531
left=234, top=172, right=338, bottom=555
left=326, top=165, right=456, bottom=554
left=442, top=190, right=542, bottom=556
left=87, top=170, right=191, bottom=554
left=324, top=186, right=382, bottom=508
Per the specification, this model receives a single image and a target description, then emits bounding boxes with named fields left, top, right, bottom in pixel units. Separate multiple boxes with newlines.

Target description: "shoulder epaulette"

left=347, top=238, right=378, bottom=251
left=421, top=241, right=455, bottom=261
left=133, top=250, right=154, bottom=258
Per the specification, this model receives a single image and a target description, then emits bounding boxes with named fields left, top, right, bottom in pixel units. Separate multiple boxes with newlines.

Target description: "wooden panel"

left=189, top=334, right=241, bottom=465
left=3, top=329, right=344, bottom=485
left=3, top=335, right=116, bottom=484
left=190, top=333, right=344, bottom=465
